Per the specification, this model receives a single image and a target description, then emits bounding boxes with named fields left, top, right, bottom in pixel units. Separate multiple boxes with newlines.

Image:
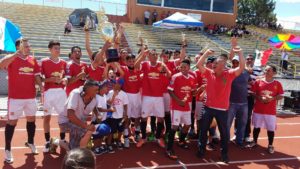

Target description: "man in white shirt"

left=144, top=9, right=150, bottom=25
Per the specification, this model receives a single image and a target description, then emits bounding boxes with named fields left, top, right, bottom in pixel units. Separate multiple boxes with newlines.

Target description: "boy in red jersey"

left=39, top=41, right=68, bottom=153
left=196, top=44, right=245, bottom=163
left=65, top=46, right=87, bottom=96
left=248, top=65, right=283, bottom=154
left=0, top=39, right=40, bottom=163
left=134, top=48, right=171, bottom=148
left=166, top=59, right=196, bottom=160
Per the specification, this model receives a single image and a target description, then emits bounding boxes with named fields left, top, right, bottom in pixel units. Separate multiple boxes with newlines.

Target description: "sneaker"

left=134, top=134, right=141, bottom=142
left=157, top=138, right=165, bottom=148
left=25, top=142, right=39, bottom=155
left=4, top=150, right=14, bottom=164
left=230, top=135, right=236, bottom=142
left=107, top=145, right=115, bottom=153
left=246, top=141, right=257, bottom=148
left=59, top=140, right=70, bottom=151
left=136, top=139, right=146, bottom=148
left=244, top=137, right=252, bottom=143
left=43, top=142, right=50, bottom=153
left=178, top=141, right=189, bottom=149
left=148, top=133, right=155, bottom=142
left=93, top=146, right=107, bottom=155
left=124, top=138, right=130, bottom=148
left=221, top=154, right=230, bottom=163
left=207, top=143, right=216, bottom=151
left=117, top=141, right=123, bottom=150
left=267, top=145, right=275, bottom=154
left=166, top=150, right=178, bottom=160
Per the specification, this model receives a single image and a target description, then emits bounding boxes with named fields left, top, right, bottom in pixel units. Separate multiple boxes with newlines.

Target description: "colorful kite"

left=268, top=34, right=300, bottom=50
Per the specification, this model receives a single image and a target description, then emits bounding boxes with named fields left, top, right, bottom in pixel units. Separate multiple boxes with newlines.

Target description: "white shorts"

left=163, top=93, right=171, bottom=112
left=126, top=92, right=142, bottom=118
left=252, top=112, right=276, bottom=131
left=141, top=96, right=164, bottom=118
left=195, top=101, right=204, bottom=120
left=171, top=110, right=191, bottom=126
left=7, top=98, right=37, bottom=120
left=43, top=88, right=67, bottom=116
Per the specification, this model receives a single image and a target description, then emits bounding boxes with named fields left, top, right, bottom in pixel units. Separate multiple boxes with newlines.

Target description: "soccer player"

left=134, top=48, right=171, bottom=148
left=196, top=44, right=245, bottom=163
left=0, top=39, right=40, bottom=163
left=65, top=46, right=87, bottom=96
left=166, top=59, right=196, bottom=160
left=40, top=40, right=68, bottom=152
left=248, top=65, right=283, bottom=154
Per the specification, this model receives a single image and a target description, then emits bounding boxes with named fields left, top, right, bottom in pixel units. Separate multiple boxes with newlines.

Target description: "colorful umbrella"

left=268, top=34, right=300, bottom=50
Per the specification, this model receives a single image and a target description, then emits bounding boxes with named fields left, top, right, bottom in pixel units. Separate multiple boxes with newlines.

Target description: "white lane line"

left=0, top=146, right=44, bottom=150
left=259, top=136, right=300, bottom=139
left=277, top=123, right=300, bottom=125
left=0, top=128, right=59, bottom=132
left=123, top=157, right=300, bottom=169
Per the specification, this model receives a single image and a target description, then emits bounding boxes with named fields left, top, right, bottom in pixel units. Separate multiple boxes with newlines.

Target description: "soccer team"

left=0, top=28, right=284, bottom=164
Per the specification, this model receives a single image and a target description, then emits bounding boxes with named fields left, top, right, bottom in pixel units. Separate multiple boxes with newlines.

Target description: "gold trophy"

left=97, top=7, right=115, bottom=42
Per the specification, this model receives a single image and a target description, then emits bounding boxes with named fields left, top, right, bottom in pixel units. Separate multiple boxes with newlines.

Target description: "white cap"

left=232, top=55, right=239, bottom=62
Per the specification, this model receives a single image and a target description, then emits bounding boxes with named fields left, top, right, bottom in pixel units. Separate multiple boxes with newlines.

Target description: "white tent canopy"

left=153, top=12, right=203, bottom=29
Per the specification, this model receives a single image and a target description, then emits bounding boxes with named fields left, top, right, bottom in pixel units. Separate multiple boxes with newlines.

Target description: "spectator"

left=152, top=9, right=158, bottom=23
left=62, top=148, right=96, bottom=169
left=166, top=11, right=171, bottom=17
left=64, top=20, right=72, bottom=36
left=144, top=9, right=150, bottom=25
left=280, top=49, right=288, bottom=71
left=160, top=11, right=166, bottom=20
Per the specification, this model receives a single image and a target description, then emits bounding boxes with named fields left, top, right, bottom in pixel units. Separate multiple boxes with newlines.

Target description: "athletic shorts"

left=171, top=110, right=191, bottom=126
left=252, top=112, right=276, bottom=131
left=43, top=88, right=67, bottom=116
left=7, top=98, right=37, bottom=120
left=103, top=118, right=124, bottom=133
left=126, top=92, right=142, bottom=118
left=163, top=93, right=171, bottom=112
left=141, top=96, right=164, bottom=118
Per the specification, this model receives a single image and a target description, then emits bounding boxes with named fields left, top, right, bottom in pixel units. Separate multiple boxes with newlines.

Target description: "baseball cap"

left=232, top=55, right=239, bottom=62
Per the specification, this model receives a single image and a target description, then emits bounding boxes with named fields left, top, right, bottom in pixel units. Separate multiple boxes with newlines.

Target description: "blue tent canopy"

left=153, top=12, right=203, bottom=29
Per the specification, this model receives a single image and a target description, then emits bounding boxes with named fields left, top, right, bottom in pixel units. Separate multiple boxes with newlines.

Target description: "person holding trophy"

left=0, top=39, right=40, bottom=163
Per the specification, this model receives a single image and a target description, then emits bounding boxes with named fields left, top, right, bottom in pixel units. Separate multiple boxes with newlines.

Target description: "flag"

left=0, top=17, right=22, bottom=52
left=254, top=48, right=273, bottom=67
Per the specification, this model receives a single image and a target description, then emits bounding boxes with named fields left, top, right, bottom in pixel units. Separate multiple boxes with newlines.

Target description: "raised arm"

left=232, top=48, right=245, bottom=76
left=229, top=37, right=238, bottom=61
left=91, top=41, right=111, bottom=69
left=85, top=30, right=93, bottom=60
left=196, top=49, right=214, bottom=73
left=134, top=48, right=148, bottom=69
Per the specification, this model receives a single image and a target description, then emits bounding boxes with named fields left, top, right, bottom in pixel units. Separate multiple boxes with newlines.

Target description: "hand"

left=109, top=107, right=116, bottom=112
left=77, top=72, right=86, bottom=80
left=86, top=124, right=96, bottom=132
left=205, top=49, right=214, bottom=55
left=178, top=100, right=185, bottom=107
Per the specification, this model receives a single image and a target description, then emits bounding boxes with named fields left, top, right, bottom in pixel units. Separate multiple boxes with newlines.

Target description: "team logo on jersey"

left=128, top=75, right=138, bottom=81
left=51, top=71, right=62, bottom=77
left=181, top=86, right=192, bottom=92
left=222, top=77, right=227, bottom=84
left=261, top=90, right=273, bottom=98
left=19, top=67, right=34, bottom=73
left=148, top=72, right=159, bottom=79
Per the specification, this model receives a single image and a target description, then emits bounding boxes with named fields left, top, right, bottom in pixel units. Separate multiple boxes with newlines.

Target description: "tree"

left=237, top=0, right=277, bottom=25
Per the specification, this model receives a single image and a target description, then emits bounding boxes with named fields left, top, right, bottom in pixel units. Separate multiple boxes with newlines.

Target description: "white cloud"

left=279, top=0, right=300, bottom=3
left=277, top=16, right=300, bottom=30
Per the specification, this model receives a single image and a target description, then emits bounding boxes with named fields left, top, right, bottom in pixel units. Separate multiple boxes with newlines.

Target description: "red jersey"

left=41, top=58, right=67, bottom=91
left=65, top=61, right=88, bottom=96
left=8, top=56, right=40, bottom=99
left=168, top=72, right=196, bottom=111
left=204, top=69, right=236, bottom=110
left=122, top=66, right=141, bottom=94
left=141, top=61, right=165, bottom=97
left=194, top=70, right=204, bottom=101
left=251, top=79, right=283, bottom=115
left=86, top=64, right=104, bottom=82
left=165, top=60, right=177, bottom=75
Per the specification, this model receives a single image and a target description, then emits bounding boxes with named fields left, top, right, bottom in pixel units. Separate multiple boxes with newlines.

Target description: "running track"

left=0, top=115, right=300, bottom=169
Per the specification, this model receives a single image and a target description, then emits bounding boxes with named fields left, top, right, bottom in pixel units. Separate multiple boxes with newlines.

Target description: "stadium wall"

left=127, top=0, right=238, bottom=27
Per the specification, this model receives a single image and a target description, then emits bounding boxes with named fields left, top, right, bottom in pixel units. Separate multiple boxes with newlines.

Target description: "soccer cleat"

left=4, top=150, right=14, bottom=164
left=244, top=137, right=252, bottom=143
left=178, top=141, right=189, bottom=149
left=221, top=154, right=230, bottom=163
left=117, top=141, right=124, bottom=150
left=59, top=140, right=70, bottom=151
left=25, top=142, right=39, bottom=155
left=136, top=139, right=146, bottom=148
left=246, top=141, right=257, bottom=148
left=134, top=134, right=140, bottom=142
left=267, top=145, right=275, bottom=154
left=124, top=138, right=130, bottom=148
left=157, top=138, right=165, bottom=148
left=93, top=146, right=108, bottom=155
left=166, top=150, right=178, bottom=160
left=107, top=145, right=115, bottom=154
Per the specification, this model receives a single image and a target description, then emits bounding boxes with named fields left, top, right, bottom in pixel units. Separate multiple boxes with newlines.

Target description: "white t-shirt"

left=107, top=90, right=129, bottom=119
left=144, top=11, right=150, bottom=19
left=281, top=52, right=288, bottom=61
left=96, top=94, right=108, bottom=121
left=59, top=87, right=97, bottom=124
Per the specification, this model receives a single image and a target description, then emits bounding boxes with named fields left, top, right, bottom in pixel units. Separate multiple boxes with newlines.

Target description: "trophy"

left=84, top=16, right=91, bottom=30
left=181, top=32, right=187, bottom=47
left=97, top=7, right=115, bottom=43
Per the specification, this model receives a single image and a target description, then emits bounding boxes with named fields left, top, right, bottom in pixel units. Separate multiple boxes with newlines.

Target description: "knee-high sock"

left=164, top=114, right=171, bottom=134
left=253, top=128, right=260, bottom=143
left=26, top=122, right=36, bottom=144
left=167, top=129, right=176, bottom=151
left=140, top=121, right=147, bottom=139
left=155, top=122, right=164, bottom=139
left=267, top=131, right=274, bottom=145
left=5, top=124, right=16, bottom=151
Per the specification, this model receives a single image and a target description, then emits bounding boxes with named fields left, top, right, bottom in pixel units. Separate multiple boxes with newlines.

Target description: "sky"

left=275, top=0, right=300, bottom=30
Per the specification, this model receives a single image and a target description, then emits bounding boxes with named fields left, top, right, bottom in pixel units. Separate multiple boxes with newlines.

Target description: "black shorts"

left=103, top=118, right=124, bottom=133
